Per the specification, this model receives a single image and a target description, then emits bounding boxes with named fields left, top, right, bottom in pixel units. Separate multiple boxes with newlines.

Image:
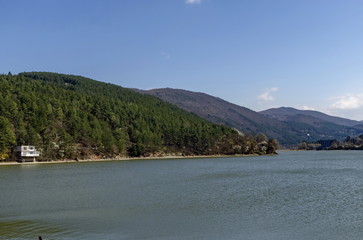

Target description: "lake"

left=1, top=151, right=363, bottom=240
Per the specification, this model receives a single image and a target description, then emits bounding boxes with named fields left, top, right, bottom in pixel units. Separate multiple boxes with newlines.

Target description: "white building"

left=15, top=145, right=40, bottom=162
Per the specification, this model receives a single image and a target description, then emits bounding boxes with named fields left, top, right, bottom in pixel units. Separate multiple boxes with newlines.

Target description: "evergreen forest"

left=0, top=72, right=279, bottom=161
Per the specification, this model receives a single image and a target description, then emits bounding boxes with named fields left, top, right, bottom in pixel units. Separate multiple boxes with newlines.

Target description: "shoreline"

left=0, top=153, right=264, bottom=166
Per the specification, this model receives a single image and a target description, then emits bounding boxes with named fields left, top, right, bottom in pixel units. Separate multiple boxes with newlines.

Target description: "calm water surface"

left=1, top=151, right=363, bottom=240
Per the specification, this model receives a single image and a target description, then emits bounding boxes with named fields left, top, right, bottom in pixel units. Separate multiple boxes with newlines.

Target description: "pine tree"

left=0, top=117, right=16, bottom=160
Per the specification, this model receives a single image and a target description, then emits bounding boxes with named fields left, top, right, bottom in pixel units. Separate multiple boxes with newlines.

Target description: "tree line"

left=0, top=72, right=279, bottom=161
left=296, top=134, right=363, bottom=150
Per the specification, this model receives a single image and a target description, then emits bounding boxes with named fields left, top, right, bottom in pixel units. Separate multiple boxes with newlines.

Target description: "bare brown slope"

left=135, top=88, right=298, bottom=145
left=135, top=88, right=363, bottom=146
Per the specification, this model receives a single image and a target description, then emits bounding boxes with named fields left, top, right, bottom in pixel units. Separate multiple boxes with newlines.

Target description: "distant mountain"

left=137, top=88, right=363, bottom=147
left=260, top=107, right=362, bottom=127
left=135, top=88, right=296, bottom=143
left=135, top=88, right=281, bottom=132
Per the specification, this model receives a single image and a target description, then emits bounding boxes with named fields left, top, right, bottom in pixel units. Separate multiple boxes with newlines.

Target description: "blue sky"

left=1, top=0, right=363, bottom=120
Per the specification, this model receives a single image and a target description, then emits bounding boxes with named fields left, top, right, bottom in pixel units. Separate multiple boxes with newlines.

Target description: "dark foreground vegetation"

left=0, top=72, right=279, bottom=161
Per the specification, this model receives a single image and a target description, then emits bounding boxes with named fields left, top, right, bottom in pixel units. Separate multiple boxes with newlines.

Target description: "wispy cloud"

left=331, top=93, right=363, bottom=109
left=257, top=87, right=278, bottom=102
left=301, top=105, right=316, bottom=111
left=161, top=52, right=171, bottom=60
left=185, top=0, right=202, bottom=4
left=299, top=105, right=334, bottom=116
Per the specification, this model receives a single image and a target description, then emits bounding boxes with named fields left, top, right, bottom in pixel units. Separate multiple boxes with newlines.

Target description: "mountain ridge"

left=260, top=107, right=362, bottom=127
left=137, top=88, right=363, bottom=146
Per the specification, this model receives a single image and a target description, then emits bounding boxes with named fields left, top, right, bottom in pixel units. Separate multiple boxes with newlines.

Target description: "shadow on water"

left=0, top=219, right=66, bottom=239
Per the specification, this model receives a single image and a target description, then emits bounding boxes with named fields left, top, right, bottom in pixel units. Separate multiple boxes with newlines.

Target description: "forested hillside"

left=0, top=72, right=278, bottom=161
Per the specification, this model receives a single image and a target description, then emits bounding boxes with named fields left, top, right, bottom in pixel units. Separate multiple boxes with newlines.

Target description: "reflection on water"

left=1, top=151, right=363, bottom=240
